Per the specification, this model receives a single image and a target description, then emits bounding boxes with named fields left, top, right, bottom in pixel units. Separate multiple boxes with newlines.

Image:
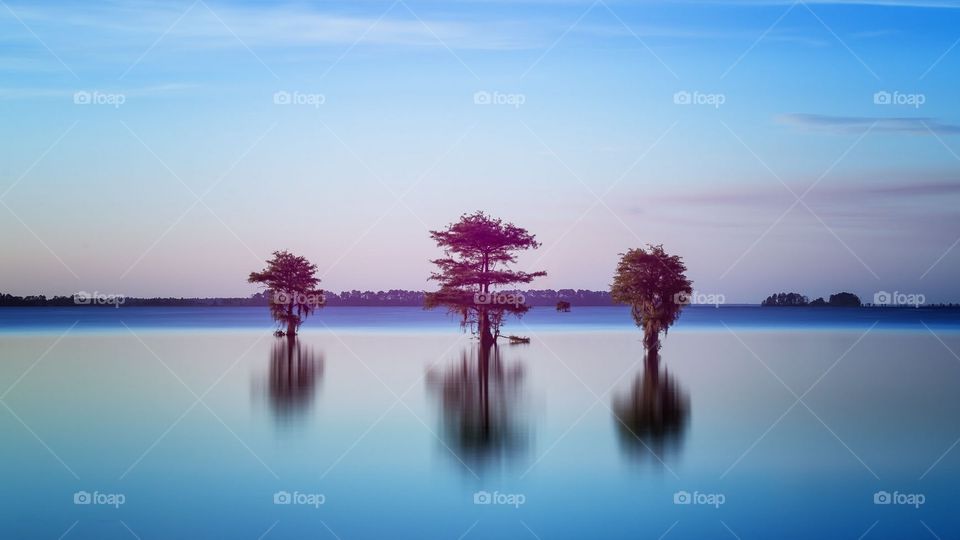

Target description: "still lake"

left=1, top=306, right=959, bottom=539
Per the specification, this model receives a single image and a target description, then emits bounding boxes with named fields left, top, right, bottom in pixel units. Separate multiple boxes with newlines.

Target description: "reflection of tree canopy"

left=612, top=359, right=689, bottom=462
left=267, top=338, right=324, bottom=422
left=426, top=346, right=529, bottom=469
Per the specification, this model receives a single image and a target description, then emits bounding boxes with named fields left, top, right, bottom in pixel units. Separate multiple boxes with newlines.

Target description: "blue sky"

left=1, top=0, right=959, bottom=302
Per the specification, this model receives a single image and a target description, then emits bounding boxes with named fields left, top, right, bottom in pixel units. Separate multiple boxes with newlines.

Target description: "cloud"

left=777, top=114, right=960, bottom=135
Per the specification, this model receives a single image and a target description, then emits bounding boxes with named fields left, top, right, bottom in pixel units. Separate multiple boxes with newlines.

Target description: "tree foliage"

left=610, top=245, right=693, bottom=355
left=248, top=250, right=324, bottom=336
left=761, top=292, right=809, bottom=307
left=828, top=291, right=862, bottom=307
left=425, top=212, right=546, bottom=346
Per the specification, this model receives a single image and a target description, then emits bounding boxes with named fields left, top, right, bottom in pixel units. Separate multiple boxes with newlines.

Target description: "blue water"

left=2, top=305, right=958, bottom=333
left=1, top=307, right=959, bottom=539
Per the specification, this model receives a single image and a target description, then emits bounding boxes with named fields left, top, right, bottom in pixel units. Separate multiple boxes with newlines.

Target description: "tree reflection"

left=264, top=338, right=324, bottom=424
left=426, top=345, right=529, bottom=470
left=612, top=355, right=689, bottom=462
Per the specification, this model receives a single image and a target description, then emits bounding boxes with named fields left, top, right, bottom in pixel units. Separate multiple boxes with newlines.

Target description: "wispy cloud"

left=777, top=114, right=960, bottom=135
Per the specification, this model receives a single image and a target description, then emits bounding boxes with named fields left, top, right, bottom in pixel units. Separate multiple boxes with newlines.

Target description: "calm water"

left=1, top=307, right=959, bottom=539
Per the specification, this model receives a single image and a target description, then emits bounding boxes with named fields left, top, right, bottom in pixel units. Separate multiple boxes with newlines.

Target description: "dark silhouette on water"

left=248, top=250, right=324, bottom=336
left=426, top=344, right=530, bottom=469
left=556, top=300, right=571, bottom=312
left=761, top=292, right=809, bottom=307
left=611, top=244, right=693, bottom=356
left=262, top=338, right=324, bottom=423
left=425, top=212, right=546, bottom=348
left=761, top=291, right=863, bottom=307
left=612, top=354, right=689, bottom=462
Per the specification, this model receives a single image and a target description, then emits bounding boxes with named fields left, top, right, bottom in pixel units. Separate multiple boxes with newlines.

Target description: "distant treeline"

left=0, top=289, right=616, bottom=307
left=761, top=291, right=959, bottom=308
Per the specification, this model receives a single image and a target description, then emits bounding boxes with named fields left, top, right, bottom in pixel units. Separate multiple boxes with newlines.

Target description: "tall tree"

left=610, top=245, right=693, bottom=359
left=425, top=212, right=546, bottom=347
left=248, top=250, right=324, bottom=337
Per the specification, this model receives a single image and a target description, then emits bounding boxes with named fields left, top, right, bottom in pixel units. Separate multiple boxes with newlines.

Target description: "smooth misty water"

left=1, top=307, right=959, bottom=539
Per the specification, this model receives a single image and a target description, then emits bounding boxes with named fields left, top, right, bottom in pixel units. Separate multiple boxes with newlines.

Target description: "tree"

left=761, top=292, right=809, bottom=307
left=829, top=292, right=861, bottom=307
left=248, top=250, right=324, bottom=337
left=610, top=245, right=693, bottom=358
left=425, top=212, right=546, bottom=348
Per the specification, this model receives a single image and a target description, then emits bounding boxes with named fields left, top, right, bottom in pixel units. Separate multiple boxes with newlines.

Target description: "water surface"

left=1, top=307, right=958, bottom=539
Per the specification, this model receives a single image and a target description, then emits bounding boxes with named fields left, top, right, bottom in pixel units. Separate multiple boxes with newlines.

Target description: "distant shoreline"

left=3, top=290, right=958, bottom=309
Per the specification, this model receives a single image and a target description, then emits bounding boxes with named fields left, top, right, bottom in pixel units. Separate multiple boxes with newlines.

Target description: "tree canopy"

left=425, top=211, right=546, bottom=347
left=610, top=245, right=693, bottom=356
left=248, top=250, right=324, bottom=336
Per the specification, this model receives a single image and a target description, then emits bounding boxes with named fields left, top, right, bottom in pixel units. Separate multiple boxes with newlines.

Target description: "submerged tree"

left=248, top=250, right=324, bottom=337
left=610, top=245, right=693, bottom=358
left=425, top=212, right=546, bottom=348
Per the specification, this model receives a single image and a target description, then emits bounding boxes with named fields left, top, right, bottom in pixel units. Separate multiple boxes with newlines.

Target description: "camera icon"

left=473, top=91, right=491, bottom=105
left=273, top=291, right=291, bottom=305
left=873, top=491, right=891, bottom=505
left=73, top=291, right=92, bottom=305
left=273, top=491, right=292, bottom=505
left=474, top=292, right=491, bottom=305
left=473, top=490, right=492, bottom=504
left=673, top=291, right=691, bottom=305
left=73, top=491, right=91, bottom=505
left=273, top=91, right=291, bottom=105
left=73, top=91, right=91, bottom=105
left=873, top=291, right=891, bottom=305
left=673, top=490, right=691, bottom=505
left=873, top=91, right=891, bottom=105
left=673, top=91, right=691, bottom=105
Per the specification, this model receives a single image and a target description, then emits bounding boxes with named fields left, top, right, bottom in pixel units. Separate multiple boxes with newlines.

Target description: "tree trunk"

left=287, top=299, right=297, bottom=336
left=479, top=308, right=494, bottom=348
left=643, top=324, right=660, bottom=359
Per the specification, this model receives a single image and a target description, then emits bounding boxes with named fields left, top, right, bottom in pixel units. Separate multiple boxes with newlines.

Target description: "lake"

left=1, top=306, right=959, bottom=539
